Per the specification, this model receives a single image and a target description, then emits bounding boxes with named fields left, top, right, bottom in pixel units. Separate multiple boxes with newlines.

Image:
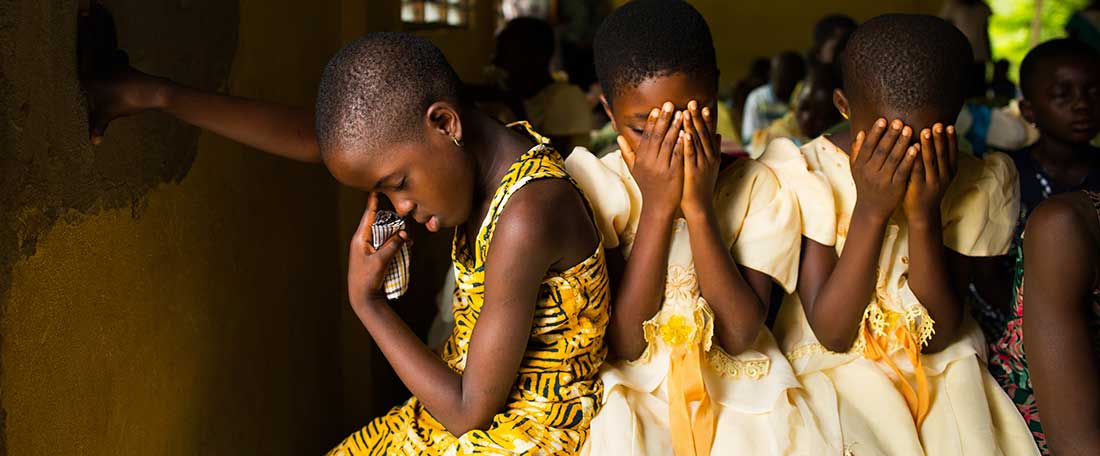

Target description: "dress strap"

left=506, top=120, right=551, bottom=145
left=467, top=122, right=603, bottom=266
left=470, top=129, right=566, bottom=265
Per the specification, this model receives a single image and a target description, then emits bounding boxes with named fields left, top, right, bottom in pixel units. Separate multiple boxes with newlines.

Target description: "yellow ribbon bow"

left=862, top=314, right=931, bottom=428
left=667, top=334, right=717, bottom=456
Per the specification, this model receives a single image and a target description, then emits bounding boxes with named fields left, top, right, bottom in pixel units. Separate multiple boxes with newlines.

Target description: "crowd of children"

left=85, top=0, right=1099, bottom=454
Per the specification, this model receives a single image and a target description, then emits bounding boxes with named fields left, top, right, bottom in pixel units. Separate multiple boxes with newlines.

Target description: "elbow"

left=921, top=305, right=964, bottom=354
left=921, top=339, right=949, bottom=354
left=806, top=310, right=859, bottom=353
left=607, top=316, right=649, bottom=362
left=818, top=336, right=857, bottom=354
left=714, top=308, right=766, bottom=355
left=710, top=295, right=767, bottom=355
left=716, top=329, right=760, bottom=356
left=613, top=347, right=645, bottom=363
left=813, top=326, right=859, bottom=353
left=921, top=321, right=961, bottom=354
left=447, top=416, right=494, bottom=437
left=608, top=334, right=646, bottom=362
left=448, top=402, right=500, bottom=436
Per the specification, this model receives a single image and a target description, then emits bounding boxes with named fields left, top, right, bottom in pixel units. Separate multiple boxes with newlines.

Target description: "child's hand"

left=904, top=124, right=957, bottom=225
left=617, top=101, right=685, bottom=217
left=681, top=100, right=721, bottom=218
left=850, top=118, right=920, bottom=222
left=85, top=66, right=172, bottom=144
left=347, top=193, right=410, bottom=314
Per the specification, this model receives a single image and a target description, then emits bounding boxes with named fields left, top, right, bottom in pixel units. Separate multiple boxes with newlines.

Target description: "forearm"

left=1028, top=301, right=1100, bottom=455
left=1034, top=337, right=1100, bottom=456
left=906, top=216, right=963, bottom=353
left=355, top=300, right=482, bottom=434
left=684, top=208, right=765, bottom=354
left=807, top=207, right=889, bottom=352
left=160, top=81, right=321, bottom=163
left=608, top=206, right=675, bottom=361
left=1050, top=433, right=1100, bottom=456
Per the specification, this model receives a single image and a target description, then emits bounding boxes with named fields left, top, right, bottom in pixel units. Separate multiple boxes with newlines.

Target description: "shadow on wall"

left=0, top=0, right=237, bottom=304
left=9, top=0, right=239, bottom=437
left=0, top=1, right=238, bottom=453
left=1, top=0, right=472, bottom=452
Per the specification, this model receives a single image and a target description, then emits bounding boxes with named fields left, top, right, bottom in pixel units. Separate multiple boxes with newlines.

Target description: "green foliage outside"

left=989, top=0, right=1091, bottom=82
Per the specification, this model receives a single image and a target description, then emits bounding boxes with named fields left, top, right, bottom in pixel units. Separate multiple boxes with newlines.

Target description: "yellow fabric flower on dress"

left=660, top=314, right=696, bottom=347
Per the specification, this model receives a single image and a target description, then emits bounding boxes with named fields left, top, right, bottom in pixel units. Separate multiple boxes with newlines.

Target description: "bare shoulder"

left=1027, top=192, right=1100, bottom=248
left=491, top=178, right=599, bottom=269
left=1025, top=192, right=1100, bottom=281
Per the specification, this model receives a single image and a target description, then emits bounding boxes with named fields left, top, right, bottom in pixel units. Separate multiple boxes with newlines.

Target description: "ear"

left=600, top=94, right=619, bottom=133
left=426, top=101, right=462, bottom=144
left=1019, top=99, right=1036, bottom=125
left=832, top=88, right=850, bottom=120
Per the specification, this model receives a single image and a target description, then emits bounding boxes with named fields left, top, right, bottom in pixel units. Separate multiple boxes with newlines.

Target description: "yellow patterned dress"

left=327, top=135, right=610, bottom=455
left=759, top=136, right=1039, bottom=455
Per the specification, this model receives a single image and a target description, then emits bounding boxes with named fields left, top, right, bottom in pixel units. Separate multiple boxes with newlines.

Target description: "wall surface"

left=1, top=0, right=346, bottom=454
left=608, top=0, right=948, bottom=92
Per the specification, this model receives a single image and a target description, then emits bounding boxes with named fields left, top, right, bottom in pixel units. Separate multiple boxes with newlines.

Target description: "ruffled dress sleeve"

left=563, top=147, right=638, bottom=249
left=757, top=137, right=839, bottom=247
left=715, top=159, right=803, bottom=293
left=942, top=151, right=1020, bottom=257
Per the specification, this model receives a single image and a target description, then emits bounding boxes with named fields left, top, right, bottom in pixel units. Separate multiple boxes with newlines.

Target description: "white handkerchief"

left=370, top=210, right=410, bottom=300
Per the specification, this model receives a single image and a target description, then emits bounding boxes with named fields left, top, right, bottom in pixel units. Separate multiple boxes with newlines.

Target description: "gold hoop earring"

left=451, top=136, right=463, bottom=147
left=840, top=111, right=849, bottom=120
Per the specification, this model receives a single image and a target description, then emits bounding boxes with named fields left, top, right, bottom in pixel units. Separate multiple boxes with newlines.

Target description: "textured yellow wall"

left=610, top=0, right=946, bottom=92
left=2, top=0, right=346, bottom=454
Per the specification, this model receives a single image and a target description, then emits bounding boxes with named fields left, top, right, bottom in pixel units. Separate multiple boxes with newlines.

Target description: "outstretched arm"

left=86, top=67, right=321, bottom=163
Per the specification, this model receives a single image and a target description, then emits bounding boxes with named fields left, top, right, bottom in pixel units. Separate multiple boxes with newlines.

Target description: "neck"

left=827, top=127, right=855, bottom=155
left=1033, top=135, right=1094, bottom=168
left=463, top=111, right=536, bottom=207
left=1031, top=134, right=1097, bottom=186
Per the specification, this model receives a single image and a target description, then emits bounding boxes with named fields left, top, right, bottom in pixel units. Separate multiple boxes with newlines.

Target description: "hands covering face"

left=849, top=118, right=958, bottom=222
left=617, top=100, right=722, bottom=216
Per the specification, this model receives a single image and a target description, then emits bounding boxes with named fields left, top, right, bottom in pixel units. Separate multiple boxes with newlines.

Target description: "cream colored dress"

left=565, top=148, right=830, bottom=455
left=758, top=136, right=1039, bottom=456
